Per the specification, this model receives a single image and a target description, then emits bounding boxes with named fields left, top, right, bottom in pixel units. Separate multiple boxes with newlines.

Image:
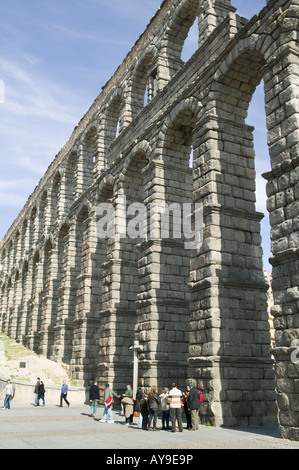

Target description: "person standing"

left=60, top=380, right=70, bottom=407
left=1, top=379, right=13, bottom=410
left=188, top=379, right=200, bottom=430
left=135, top=387, right=143, bottom=428
left=159, top=387, right=170, bottom=430
left=140, top=393, right=149, bottom=430
left=119, top=384, right=133, bottom=416
left=182, top=384, right=191, bottom=429
left=89, top=380, right=100, bottom=418
left=38, top=381, right=46, bottom=407
left=147, top=385, right=160, bottom=431
left=34, top=377, right=40, bottom=407
left=100, top=383, right=118, bottom=423
left=168, top=383, right=183, bottom=432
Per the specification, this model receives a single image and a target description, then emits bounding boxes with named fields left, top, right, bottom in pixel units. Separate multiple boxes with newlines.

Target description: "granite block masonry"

left=1, top=0, right=299, bottom=438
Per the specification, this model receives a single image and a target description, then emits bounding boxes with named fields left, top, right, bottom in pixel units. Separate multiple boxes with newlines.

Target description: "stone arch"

left=214, top=49, right=266, bottom=126
left=160, top=0, right=199, bottom=79
left=103, top=91, right=125, bottom=157
left=160, top=97, right=201, bottom=171
left=122, top=140, right=152, bottom=176
left=98, top=174, right=116, bottom=203
left=131, top=46, right=158, bottom=116
left=81, top=124, right=98, bottom=190
left=39, top=236, right=59, bottom=357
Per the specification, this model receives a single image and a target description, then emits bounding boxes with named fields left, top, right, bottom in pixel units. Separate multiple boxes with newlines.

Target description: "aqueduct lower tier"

left=1, top=0, right=299, bottom=437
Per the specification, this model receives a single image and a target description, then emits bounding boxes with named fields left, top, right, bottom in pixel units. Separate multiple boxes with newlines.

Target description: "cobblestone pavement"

left=0, top=402, right=299, bottom=450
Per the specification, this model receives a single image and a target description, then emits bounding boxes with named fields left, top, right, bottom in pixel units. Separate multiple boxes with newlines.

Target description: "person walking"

left=89, top=380, right=100, bottom=418
left=187, top=379, right=200, bottom=430
left=100, top=383, right=118, bottom=423
left=34, top=377, right=40, bottom=407
left=60, top=380, right=70, bottom=407
left=159, top=387, right=170, bottom=430
left=147, top=385, right=160, bottom=431
left=38, top=381, right=46, bottom=407
left=1, top=379, right=13, bottom=410
left=168, top=383, right=183, bottom=433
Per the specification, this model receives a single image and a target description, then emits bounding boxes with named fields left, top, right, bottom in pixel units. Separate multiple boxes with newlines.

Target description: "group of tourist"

left=1, top=376, right=72, bottom=410
left=2, top=376, right=203, bottom=429
left=90, top=380, right=203, bottom=432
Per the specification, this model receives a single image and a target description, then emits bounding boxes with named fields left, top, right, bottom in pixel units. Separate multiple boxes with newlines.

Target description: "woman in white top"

left=1, top=379, right=13, bottom=410
left=159, top=387, right=170, bottom=430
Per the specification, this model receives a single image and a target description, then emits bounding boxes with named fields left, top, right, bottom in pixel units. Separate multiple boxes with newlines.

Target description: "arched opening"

left=104, top=95, right=123, bottom=155
left=163, top=0, right=199, bottom=79
left=83, top=128, right=97, bottom=191
left=131, top=51, right=156, bottom=115
left=181, top=20, right=199, bottom=63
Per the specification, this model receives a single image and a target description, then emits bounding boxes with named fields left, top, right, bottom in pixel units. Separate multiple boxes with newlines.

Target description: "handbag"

left=105, top=393, right=113, bottom=408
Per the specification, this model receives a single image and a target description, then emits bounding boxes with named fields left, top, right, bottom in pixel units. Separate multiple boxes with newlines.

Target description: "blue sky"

left=0, top=0, right=271, bottom=268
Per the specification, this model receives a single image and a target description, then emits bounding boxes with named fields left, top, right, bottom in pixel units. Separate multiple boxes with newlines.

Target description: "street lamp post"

left=129, top=340, right=143, bottom=398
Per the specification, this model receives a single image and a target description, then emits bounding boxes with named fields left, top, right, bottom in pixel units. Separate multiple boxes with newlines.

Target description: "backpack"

left=198, top=390, right=203, bottom=403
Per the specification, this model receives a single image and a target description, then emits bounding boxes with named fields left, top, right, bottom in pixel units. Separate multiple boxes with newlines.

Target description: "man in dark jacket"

left=89, top=380, right=100, bottom=418
left=187, top=379, right=200, bottom=431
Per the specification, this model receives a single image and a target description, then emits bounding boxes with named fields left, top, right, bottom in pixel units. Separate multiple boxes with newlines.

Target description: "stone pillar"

left=197, top=0, right=236, bottom=47
left=18, top=261, right=33, bottom=345
left=188, top=116, right=277, bottom=426
left=26, top=254, right=43, bottom=352
left=54, top=224, right=76, bottom=364
left=71, top=212, right=100, bottom=386
left=135, top=161, right=191, bottom=389
left=39, top=244, right=58, bottom=357
left=97, top=193, right=136, bottom=392
left=9, top=272, right=22, bottom=339
left=263, top=47, right=299, bottom=440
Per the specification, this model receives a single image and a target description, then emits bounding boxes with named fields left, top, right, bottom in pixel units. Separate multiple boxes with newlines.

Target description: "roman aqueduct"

left=1, top=0, right=299, bottom=438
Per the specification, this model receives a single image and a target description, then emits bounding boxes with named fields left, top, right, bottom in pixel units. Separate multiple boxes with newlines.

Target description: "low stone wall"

left=0, top=376, right=87, bottom=406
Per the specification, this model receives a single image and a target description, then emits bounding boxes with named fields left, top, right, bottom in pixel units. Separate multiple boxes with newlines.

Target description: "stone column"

left=38, top=244, right=59, bottom=358
left=54, top=224, right=76, bottom=364
left=26, top=254, right=43, bottom=352
left=9, top=272, right=22, bottom=339
left=263, top=47, right=299, bottom=440
left=135, top=161, right=191, bottom=389
left=71, top=212, right=101, bottom=386
left=188, top=116, right=277, bottom=426
left=197, top=0, right=236, bottom=47
left=97, top=193, right=136, bottom=391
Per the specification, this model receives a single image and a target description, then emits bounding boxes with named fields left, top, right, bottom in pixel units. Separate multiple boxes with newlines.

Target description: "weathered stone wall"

left=0, top=0, right=298, bottom=434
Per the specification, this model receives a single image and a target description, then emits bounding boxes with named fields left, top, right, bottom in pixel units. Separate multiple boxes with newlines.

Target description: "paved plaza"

left=0, top=402, right=299, bottom=450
